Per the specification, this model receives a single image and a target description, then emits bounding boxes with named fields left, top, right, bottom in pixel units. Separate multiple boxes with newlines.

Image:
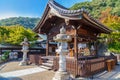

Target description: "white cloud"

left=0, top=12, right=19, bottom=20
left=0, top=12, right=39, bottom=20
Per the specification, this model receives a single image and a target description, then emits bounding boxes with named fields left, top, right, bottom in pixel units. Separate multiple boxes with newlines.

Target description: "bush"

left=1, top=51, right=10, bottom=61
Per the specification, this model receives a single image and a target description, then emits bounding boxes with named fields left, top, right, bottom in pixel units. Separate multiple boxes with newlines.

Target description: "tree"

left=0, top=25, right=37, bottom=45
left=70, top=0, right=120, bottom=18
left=100, top=8, right=120, bottom=53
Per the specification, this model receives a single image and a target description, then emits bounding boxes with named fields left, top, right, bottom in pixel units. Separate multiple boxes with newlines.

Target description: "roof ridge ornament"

left=65, top=19, right=69, bottom=25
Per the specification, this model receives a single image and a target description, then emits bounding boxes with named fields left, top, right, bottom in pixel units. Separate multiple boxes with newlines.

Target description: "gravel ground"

left=0, top=61, right=55, bottom=80
left=20, top=70, right=55, bottom=80
left=0, top=61, right=36, bottom=73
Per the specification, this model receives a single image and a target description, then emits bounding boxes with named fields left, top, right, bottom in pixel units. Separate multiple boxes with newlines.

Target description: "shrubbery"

left=0, top=25, right=37, bottom=45
left=1, top=51, right=10, bottom=61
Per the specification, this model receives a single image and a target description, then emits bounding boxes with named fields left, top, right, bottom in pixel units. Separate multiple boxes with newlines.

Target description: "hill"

left=71, top=0, right=120, bottom=18
left=0, top=17, right=40, bottom=29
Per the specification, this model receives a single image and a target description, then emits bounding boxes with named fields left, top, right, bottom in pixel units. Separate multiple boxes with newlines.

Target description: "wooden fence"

left=53, top=57, right=107, bottom=77
left=29, top=54, right=46, bottom=65
left=0, top=47, right=46, bottom=58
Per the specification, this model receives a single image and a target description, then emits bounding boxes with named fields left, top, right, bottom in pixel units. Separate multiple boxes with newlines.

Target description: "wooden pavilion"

left=33, top=0, right=117, bottom=77
left=33, top=0, right=111, bottom=57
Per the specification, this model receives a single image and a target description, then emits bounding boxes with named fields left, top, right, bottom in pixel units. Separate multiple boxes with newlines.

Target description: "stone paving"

left=0, top=61, right=55, bottom=80
left=0, top=61, right=35, bottom=73
left=20, top=71, right=55, bottom=80
left=0, top=67, right=46, bottom=77
left=0, top=61, right=120, bottom=80
left=89, top=62, right=120, bottom=80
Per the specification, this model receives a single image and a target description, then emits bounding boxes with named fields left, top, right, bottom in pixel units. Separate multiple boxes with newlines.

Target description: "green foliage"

left=100, top=9, right=120, bottom=54
left=70, top=0, right=120, bottom=18
left=1, top=51, right=10, bottom=61
left=0, top=17, right=40, bottom=29
left=0, top=25, right=37, bottom=45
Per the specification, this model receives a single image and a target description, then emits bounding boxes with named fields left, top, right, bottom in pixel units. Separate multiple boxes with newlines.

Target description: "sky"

left=0, top=0, right=91, bottom=20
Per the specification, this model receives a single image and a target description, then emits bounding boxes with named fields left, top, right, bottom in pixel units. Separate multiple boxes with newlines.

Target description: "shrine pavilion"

left=33, top=0, right=117, bottom=77
left=33, top=0, right=111, bottom=57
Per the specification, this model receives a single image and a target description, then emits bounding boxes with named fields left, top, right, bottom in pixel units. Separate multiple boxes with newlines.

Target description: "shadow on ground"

left=0, top=76, right=22, bottom=80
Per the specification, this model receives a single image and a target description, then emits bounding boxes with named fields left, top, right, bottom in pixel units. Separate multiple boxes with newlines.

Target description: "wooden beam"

left=95, top=41, right=98, bottom=56
left=74, top=29, right=78, bottom=59
left=46, top=35, right=49, bottom=56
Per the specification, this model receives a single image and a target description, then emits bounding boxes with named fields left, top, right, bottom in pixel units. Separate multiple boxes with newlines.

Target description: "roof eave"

left=83, top=13, right=112, bottom=34
left=33, top=4, right=50, bottom=33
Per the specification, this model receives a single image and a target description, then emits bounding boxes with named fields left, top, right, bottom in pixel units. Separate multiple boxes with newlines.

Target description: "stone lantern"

left=19, top=38, right=29, bottom=66
left=53, top=26, right=71, bottom=80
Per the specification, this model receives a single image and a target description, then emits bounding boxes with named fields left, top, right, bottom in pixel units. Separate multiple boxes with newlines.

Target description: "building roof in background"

left=0, top=44, right=21, bottom=48
left=37, top=34, right=47, bottom=40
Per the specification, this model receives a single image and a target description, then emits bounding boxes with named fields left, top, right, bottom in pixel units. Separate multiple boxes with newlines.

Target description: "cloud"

left=0, top=12, right=39, bottom=20
left=0, top=12, right=19, bottom=20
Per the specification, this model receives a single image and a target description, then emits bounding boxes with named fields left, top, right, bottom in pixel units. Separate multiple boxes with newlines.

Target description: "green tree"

left=0, top=32, right=2, bottom=43
left=70, top=0, right=120, bottom=18
left=0, top=25, right=37, bottom=45
left=100, top=8, right=120, bottom=53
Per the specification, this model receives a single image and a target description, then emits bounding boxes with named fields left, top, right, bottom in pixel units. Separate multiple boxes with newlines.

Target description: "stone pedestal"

left=53, top=71, right=70, bottom=80
left=53, top=48, right=70, bottom=80
left=19, top=50, right=29, bottom=66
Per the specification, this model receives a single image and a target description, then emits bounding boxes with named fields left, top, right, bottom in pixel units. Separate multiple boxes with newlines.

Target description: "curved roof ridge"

left=48, top=0, right=89, bottom=16
left=52, top=0, right=68, bottom=10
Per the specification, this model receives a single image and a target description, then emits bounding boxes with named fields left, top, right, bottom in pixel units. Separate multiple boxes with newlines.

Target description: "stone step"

left=42, top=63, right=53, bottom=67
left=47, top=60, right=53, bottom=64
left=41, top=56, right=55, bottom=61
left=40, top=65, right=52, bottom=70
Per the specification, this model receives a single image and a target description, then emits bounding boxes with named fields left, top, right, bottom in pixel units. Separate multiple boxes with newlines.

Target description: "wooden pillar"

left=74, top=29, right=78, bottom=59
left=73, top=25, right=81, bottom=59
left=95, top=41, right=98, bottom=56
left=0, top=48, right=2, bottom=55
left=46, top=35, right=49, bottom=56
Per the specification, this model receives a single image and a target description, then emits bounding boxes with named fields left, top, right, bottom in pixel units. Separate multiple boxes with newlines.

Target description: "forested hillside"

left=71, top=0, right=120, bottom=53
left=71, top=0, right=120, bottom=18
left=0, top=17, right=40, bottom=29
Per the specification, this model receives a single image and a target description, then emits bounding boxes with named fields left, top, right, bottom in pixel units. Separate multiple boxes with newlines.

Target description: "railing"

left=0, top=47, right=46, bottom=58
left=53, top=57, right=107, bottom=77
left=29, top=54, right=45, bottom=65
left=78, top=57, right=106, bottom=77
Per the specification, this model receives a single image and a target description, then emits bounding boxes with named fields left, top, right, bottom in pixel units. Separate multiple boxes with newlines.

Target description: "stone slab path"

left=0, top=61, right=35, bottom=73
left=0, top=67, right=46, bottom=78
left=90, top=62, right=120, bottom=80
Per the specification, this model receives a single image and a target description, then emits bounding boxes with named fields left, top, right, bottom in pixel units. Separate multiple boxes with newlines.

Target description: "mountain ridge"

left=0, top=17, right=40, bottom=29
